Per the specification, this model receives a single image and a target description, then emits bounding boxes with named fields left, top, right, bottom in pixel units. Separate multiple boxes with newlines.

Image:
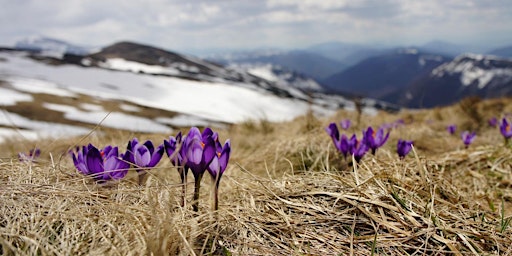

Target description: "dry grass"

left=1, top=97, right=512, bottom=255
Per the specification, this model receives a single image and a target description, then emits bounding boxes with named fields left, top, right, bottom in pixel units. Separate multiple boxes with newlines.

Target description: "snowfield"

left=0, top=51, right=351, bottom=142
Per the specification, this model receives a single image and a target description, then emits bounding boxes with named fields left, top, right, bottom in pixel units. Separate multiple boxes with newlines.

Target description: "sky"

left=1, top=0, right=511, bottom=54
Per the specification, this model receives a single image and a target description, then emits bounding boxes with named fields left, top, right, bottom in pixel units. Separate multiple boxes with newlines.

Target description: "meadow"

left=1, top=97, right=512, bottom=255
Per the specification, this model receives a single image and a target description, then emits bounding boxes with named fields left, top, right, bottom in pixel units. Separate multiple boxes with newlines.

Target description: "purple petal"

left=134, top=144, right=151, bottom=167
left=202, top=136, right=216, bottom=168
left=143, top=140, right=155, bottom=155
left=325, top=123, right=340, bottom=143
left=218, top=140, right=231, bottom=174
left=148, top=144, right=164, bottom=167
left=85, top=146, right=104, bottom=177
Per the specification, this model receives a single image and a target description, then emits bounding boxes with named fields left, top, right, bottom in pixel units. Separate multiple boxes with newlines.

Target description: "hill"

left=1, top=97, right=511, bottom=254
left=1, top=41, right=399, bottom=143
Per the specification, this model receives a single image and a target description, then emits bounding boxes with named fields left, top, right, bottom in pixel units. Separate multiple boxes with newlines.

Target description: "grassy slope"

left=1, top=97, right=512, bottom=255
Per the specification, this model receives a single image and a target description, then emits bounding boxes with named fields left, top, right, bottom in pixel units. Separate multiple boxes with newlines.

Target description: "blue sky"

left=1, top=0, right=511, bottom=53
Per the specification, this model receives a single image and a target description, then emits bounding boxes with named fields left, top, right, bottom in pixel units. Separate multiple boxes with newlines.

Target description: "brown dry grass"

left=1, top=97, right=512, bottom=255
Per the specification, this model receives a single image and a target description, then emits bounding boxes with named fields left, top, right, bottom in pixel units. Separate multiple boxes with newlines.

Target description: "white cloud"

left=0, top=0, right=511, bottom=51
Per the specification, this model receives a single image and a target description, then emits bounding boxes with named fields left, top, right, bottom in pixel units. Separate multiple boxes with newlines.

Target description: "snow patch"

left=0, top=87, right=33, bottom=105
left=4, top=76, right=76, bottom=97
left=0, top=111, right=91, bottom=142
left=156, top=115, right=213, bottom=127
left=41, top=102, right=171, bottom=133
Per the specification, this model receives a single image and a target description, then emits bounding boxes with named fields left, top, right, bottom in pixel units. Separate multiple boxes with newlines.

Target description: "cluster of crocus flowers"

left=18, top=148, right=41, bottom=162
left=326, top=121, right=390, bottom=163
left=70, top=127, right=231, bottom=211
left=164, top=127, right=231, bottom=212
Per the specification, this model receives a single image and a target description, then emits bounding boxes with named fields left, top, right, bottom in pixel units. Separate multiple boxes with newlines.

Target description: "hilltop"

left=1, top=96, right=511, bottom=255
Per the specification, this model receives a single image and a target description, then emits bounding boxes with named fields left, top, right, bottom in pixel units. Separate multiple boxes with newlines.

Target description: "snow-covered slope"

left=392, top=54, right=512, bottom=108
left=0, top=39, right=399, bottom=142
left=230, top=63, right=324, bottom=92
left=0, top=50, right=365, bottom=142
left=14, top=35, right=93, bottom=58
left=431, top=54, right=512, bottom=89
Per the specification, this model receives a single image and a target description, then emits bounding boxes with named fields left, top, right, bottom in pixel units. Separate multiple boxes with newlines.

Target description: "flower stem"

left=179, top=168, right=187, bottom=208
left=192, top=173, right=203, bottom=212
left=138, top=170, right=147, bottom=186
left=214, top=183, right=219, bottom=211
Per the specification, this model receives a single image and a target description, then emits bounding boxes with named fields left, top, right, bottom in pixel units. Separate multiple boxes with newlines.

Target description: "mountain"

left=420, top=40, right=470, bottom=57
left=305, top=41, right=381, bottom=66
left=388, top=54, right=512, bottom=108
left=228, top=63, right=324, bottom=92
left=0, top=41, right=397, bottom=141
left=14, top=35, right=93, bottom=57
left=487, top=45, right=512, bottom=59
left=206, top=49, right=346, bottom=81
left=322, top=48, right=450, bottom=99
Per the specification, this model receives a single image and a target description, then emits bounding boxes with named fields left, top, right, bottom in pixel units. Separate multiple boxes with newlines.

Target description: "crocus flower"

left=447, top=125, right=456, bottom=135
left=461, top=131, right=476, bottom=148
left=164, top=132, right=188, bottom=207
left=348, top=134, right=368, bottom=163
left=125, top=138, right=164, bottom=185
left=18, top=148, right=41, bottom=162
left=326, top=123, right=341, bottom=147
left=397, top=139, right=413, bottom=160
left=338, top=134, right=350, bottom=158
left=70, top=144, right=129, bottom=182
left=488, top=117, right=498, bottom=127
left=363, top=126, right=390, bottom=155
left=207, top=139, right=231, bottom=211
left=500, top=118, right=512, bottom=144
left=340, top=119, right=351, bottom=130
left=182, top=127, right=216, bottom=212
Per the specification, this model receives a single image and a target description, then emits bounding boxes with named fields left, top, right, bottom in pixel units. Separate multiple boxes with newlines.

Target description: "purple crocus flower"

left=326, top=123, right=341, bottom=146
left=164, top=132, right=188, bottom=207
left=363, top=126, right=390, bottom=155
left=340, top=119, right=351, bottom=130
left=461, top=131, right=476, bottom=148
left=125, top=138, right=164, bottom=185
left=326, top=123, right=348, bottom=156
left=70, top=144, right=129, bottom=182
left=182, top=127, right=216, bottom=211
left=447, top=125, right=456, bottom=135
left=488, top=117, right=498, bottom=127
left=347, top=134, right=368, bottom=163
left=164, top=132, right=184, bottom=167
left=182, top=127, right=216, bottom=179
left=500, top=118, right=512, bottom=142
left=208, top=139, right=231, bottom=211
left=338, top=134, right=350, bottom=158
left=18, top=148, right=41, bottom=162
left=397, top=139, right=413, bottom=160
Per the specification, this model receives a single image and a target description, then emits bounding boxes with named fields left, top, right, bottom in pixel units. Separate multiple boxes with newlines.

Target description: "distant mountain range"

left=387, top=54, right=512, bottom=108
left=322, top=48, right=450, bottom=99
left=6, top=35, right=512, bottom=110
left=206, top=49, right=346, bottom=80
